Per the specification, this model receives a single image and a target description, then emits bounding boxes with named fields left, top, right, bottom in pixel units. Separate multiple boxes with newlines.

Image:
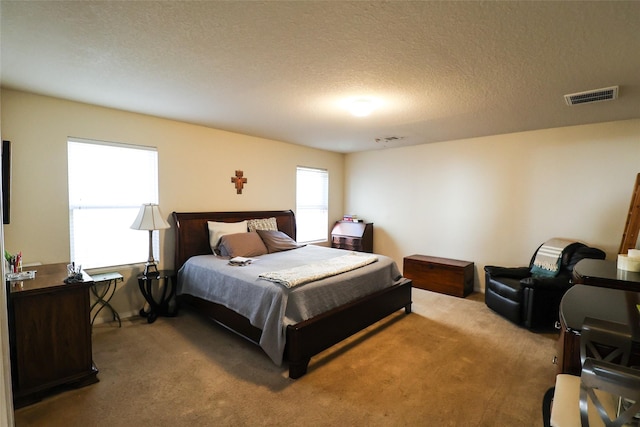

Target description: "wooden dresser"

left=403, top=255, right=474, bottom=297
left=7, top=263, right=98, bottom=407
left=331, top=221, right=373, bottom=253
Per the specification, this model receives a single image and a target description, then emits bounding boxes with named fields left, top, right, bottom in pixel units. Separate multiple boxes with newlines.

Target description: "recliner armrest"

left=484, top=266, right=530, bottom=279
left=519, top=275, right=572, bottom=290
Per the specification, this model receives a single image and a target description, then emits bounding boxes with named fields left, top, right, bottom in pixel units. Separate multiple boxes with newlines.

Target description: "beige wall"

left=345, top=119, right=640, bottom=291
left=2, top=87, right=639, bottom=314
left=1, top=89, right=345, bottom=320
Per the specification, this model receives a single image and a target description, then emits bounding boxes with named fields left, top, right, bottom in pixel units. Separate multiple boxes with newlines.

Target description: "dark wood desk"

left=573, top=258, right=640, bottom=291
left=557, top=284, right=640, bottom=375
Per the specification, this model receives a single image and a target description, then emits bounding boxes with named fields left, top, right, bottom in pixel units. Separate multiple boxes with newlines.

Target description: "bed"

left=173, top=210, right=412, bottom=378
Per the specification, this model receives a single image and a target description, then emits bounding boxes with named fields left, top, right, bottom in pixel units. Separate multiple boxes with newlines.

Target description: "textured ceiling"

left=1, top=1, right=639, bottom=153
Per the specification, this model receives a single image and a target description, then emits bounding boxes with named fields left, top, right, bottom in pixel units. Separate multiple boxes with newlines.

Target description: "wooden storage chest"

left=403, top=255, right=474, bottom=297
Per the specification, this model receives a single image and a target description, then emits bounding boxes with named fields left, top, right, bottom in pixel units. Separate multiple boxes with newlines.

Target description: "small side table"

left=89, top=271, right=123, bottom=327
left=137, top=270, right=178, bottom=324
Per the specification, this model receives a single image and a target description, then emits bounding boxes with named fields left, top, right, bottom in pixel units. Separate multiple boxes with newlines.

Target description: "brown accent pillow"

left=207, top=220, right=248, bottom=253
left=256, top=230, right=305, bottom=253
left=218, top=232, right=268, bottom=258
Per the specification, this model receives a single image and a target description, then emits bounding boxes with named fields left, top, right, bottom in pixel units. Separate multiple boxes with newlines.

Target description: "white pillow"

left=207, top=220, right=248, bottom=254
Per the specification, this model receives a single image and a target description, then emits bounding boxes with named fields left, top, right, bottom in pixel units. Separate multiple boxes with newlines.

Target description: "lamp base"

left=143, top=262, right=159, bottom=277
left=142, top=229, right=160, bottom=277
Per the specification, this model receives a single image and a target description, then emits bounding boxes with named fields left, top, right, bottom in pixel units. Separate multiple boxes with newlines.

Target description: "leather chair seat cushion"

left=486, top=276, right=522, bottom=301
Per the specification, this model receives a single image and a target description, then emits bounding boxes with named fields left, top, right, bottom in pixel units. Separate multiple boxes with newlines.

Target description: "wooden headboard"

left=172, top=210, right=297, bottom=270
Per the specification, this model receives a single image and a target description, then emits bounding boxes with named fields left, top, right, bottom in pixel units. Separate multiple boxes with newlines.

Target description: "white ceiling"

left=1, top=1, right=639, bottom=153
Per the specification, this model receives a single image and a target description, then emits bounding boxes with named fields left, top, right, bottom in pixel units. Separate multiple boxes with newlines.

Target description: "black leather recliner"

left=484, top=242, right=605, bottom=330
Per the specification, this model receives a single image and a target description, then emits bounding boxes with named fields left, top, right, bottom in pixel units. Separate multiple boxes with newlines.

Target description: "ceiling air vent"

left=564, top=86, right=618, bottom=106
left=375, top=136, right=404, bottom=144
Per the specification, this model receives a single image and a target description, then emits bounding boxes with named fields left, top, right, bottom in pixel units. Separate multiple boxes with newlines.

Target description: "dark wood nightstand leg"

left=137, top=272, right=178, bottom=324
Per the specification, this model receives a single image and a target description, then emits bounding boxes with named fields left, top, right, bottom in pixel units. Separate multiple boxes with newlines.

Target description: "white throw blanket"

left=259, top=252, right=378, bottom=288
left=531, top=238, right=576, bottom=277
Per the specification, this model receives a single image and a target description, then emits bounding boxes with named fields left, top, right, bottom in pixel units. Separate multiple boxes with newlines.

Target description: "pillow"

left=247, top=217, right=278, bottom=232
left=207, top=220, right=248, bottom=253
left=218, top=232, right=268, bottom=258
left=256, top=229, right=305, bottom=253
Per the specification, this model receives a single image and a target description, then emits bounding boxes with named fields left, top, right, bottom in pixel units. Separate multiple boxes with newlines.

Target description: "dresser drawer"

left=330, top=221, right=373, bottom=253
left=332, top=236, right=362, bottom=251
left=403, top=255, right=474, bottom=297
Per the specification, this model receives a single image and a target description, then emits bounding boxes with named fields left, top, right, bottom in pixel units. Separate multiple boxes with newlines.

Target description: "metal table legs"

left=89, top=272, right=123, bottom=327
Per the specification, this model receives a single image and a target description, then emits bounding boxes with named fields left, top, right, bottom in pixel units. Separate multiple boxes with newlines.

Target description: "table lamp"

left=130, top=203, right=170, bottom=276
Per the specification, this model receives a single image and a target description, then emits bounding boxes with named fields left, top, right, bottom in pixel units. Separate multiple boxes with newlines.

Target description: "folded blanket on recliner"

left=531, top=238, right=576, bottom=277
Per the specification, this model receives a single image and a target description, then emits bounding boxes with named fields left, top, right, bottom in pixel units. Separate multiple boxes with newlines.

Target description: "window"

left=296, top=166, right=328, bottom=243
left=68, top=138, right=159, bottom=269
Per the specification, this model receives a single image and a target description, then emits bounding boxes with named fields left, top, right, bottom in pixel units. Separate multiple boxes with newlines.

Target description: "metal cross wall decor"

left=231, top=170, right=247, bottom=194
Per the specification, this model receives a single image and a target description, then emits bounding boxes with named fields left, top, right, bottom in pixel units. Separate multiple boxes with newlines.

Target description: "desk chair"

left=543, top=318, right=639, bottom=426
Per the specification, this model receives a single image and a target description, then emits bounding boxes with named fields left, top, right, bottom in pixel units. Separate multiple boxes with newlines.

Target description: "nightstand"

left=137, top=270, right=178, bottom=323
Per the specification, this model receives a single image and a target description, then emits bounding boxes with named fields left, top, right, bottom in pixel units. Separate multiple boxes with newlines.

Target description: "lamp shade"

left=130, top=203, right=170, bottom=231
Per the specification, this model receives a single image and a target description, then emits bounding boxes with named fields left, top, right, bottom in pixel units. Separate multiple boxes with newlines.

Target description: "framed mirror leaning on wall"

left=620, top=173, right=640, bottom=254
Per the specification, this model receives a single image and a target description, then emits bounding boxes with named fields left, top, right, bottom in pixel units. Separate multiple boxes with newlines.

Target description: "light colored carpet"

left=14, top=289, right=557, bottom=426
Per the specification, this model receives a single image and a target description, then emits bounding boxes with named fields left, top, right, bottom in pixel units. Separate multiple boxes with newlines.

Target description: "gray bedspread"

left=177, top=245, right=403, bottom=366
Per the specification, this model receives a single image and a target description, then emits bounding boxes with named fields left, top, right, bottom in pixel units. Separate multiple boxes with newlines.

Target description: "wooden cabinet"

left=403, top=255, right=474, bottom=297
left=556, top=324, right=580, bottom=375
left=331, top=221, right=373, bottom=253
left=7, top=263, right=98, bottom=407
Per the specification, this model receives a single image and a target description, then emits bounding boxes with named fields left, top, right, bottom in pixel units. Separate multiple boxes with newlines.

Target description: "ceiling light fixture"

left=348, top=98, right=376, bottom=117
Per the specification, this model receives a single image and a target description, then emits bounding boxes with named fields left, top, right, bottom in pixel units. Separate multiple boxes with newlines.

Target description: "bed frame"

left=173, top=210, right=412, bottom=378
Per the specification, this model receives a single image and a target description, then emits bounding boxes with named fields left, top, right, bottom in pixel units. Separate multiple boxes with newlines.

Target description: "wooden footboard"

left=179, top=279, right=412, bottom=379
left=286, top=278, right=412, bottom=378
